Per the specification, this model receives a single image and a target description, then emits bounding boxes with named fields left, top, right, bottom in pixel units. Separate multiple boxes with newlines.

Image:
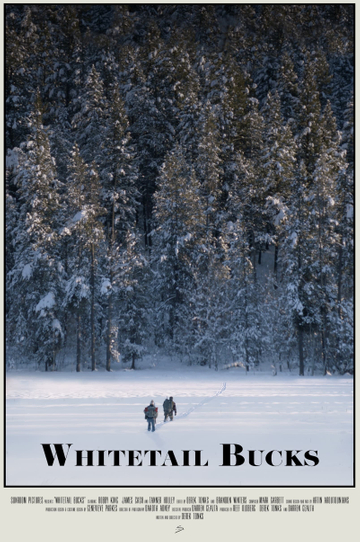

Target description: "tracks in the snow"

left=156, top=382, right=226, bottom=430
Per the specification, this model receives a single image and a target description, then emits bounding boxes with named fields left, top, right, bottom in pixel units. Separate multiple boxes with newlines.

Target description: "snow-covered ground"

left=6, top=359, right=353, bottom=487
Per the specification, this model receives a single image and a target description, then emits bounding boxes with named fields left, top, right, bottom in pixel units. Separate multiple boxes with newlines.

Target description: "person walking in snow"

left=144, top=400, right=158, bottom=432
left=163, top=396, right=177, bottom=422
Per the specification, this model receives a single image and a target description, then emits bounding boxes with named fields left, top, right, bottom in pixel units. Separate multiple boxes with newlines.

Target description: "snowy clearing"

left=6, top=363, right=353, bottom=487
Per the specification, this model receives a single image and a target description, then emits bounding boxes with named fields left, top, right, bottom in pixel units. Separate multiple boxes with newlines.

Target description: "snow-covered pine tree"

left=174, top=42, right=202, bottom=184
left=44, top=5, right=83, bottom=184
left=251, top=4, right=289, bottom=106
left=7, top=91, right=64, bottom=370
left=5, top=5, right=43, bottom=150
left=191, top=233, right=230, bottom=369
left=72, top=65, right=107, bottom=166
left=296, top=51, right=325, bottom=176
left=63, top=146, right=104, bottom=371
left=332, top=94, right=354, bottom=374
left=6, top=150, right=22, bottom=337
left=125, top=20, right=179, bottom=252
left=260, top=90, right=296, bottom=277
left=118, top=230, right=149, bottom=369
left=152, top=143, right=205, bottom=356
left=277, top=160, right=309, bottom=376
left=279, top=99, right=347, bottom=376
left=205, top=53, right=252, bottom=232
left=226, top=151, right=264, bottom=370
left=277, top=53, right=332, bottom=375
left=261, top=279, right=297, bottom=374
left=309, top=102, right=349, bottom=374
left=195, top=101, right=223, bottom=235
left=99, top=82, right=139, bottom=371
left=277, top=51, right=299, bottom=126
left=240, top=94, right=266, bottom=277
left=189, top=101, right=234, bottom=367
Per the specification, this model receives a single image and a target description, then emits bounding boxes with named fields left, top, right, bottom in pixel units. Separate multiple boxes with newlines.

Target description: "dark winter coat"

left=144, top=405, right=158, bottom=419
left=163, top=398, right=177, bottom=415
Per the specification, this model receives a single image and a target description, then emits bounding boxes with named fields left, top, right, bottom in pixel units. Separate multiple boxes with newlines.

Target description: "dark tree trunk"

left=298, top=327, right=304, bottom=376
left=90, top=245, right=96, bottom=371
left=76, top=308, right=81, bottom=372
left=106, top=191, right=116, bottom=371
left=337, top=239, right=343, bottom=311
left=106, top=199, right=116, bottom=372
left=274, top=243, right=278, bottom=276
left=106, top=285, right=113, bottom=372
left=322, top=330, right=327, bottom=375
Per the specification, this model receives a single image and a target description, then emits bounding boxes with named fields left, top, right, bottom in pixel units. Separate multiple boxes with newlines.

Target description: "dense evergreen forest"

left=5, top=4, right=354, bottom=375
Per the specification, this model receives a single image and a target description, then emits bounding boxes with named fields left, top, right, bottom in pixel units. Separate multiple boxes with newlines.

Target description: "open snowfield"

left=6, top=360, right=353, bottom=487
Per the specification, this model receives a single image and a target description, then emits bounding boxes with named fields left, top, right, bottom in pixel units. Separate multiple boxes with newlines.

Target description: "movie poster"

left=2, top=1, right=357, bottom=541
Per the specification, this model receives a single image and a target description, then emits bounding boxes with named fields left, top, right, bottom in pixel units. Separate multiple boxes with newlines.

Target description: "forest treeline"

left=5, top=4, right=354, bottom=375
